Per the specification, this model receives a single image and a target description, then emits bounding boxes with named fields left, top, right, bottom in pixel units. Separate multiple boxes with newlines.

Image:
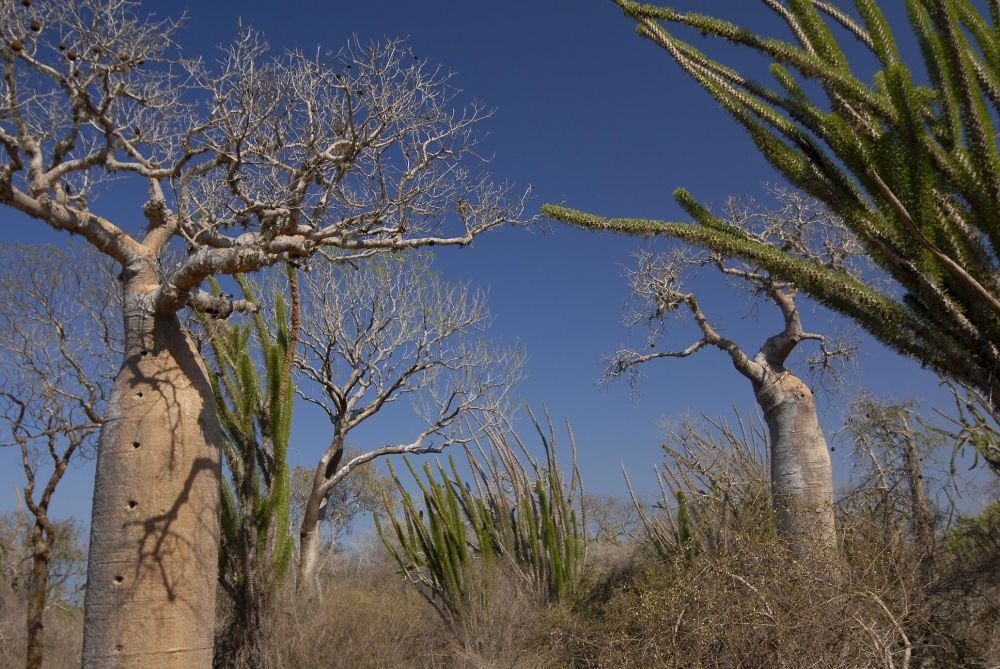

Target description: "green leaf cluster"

left=375, top=412, right=585, bottom=624
left=942, top=499, right=1000, bottom=558
left=546, top=1, right=1000, bottom=437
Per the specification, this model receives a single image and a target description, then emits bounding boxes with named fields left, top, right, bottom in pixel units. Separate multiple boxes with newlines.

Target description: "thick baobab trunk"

left=753, top=370, right=836, bottom=555
left=82, top=272, right=221, bottom=668
left=297, top=512, right=323, bottom=590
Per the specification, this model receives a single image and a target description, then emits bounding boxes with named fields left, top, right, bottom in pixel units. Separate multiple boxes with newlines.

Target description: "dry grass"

left=238, top=550, right=554, bottom=669
left=3, top=513, right=996, bottom=669
left=542, top=513, right=1000, bottom=669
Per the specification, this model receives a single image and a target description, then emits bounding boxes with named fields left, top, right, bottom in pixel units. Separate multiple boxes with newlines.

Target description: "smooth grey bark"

left=610, top=259, right=838, bottom=555
left=753, top=369, right=835, bottom=553
left=297, top=435, right=345, bottom=587
left=742, top=288, right=837, bottom=555
left=82, top=268, right=221, bottom=668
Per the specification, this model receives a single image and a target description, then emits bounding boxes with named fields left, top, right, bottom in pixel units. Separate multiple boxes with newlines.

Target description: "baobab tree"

left=292, top=254, right=522, bottom=587
left=0, top=243, right=118, bottom=669
left=607, top=191, right=857, bottom=554
left=548, top=1, right=1000, bottom=473
left=0, top=2, right=527, bottom=665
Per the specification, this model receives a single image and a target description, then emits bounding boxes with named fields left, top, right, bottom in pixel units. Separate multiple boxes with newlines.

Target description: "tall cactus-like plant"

left=376, top=410, right=585, bottom=624
left=546, top=1, right=1000, bottom=476
left=198, top=266, right=300, bottom=666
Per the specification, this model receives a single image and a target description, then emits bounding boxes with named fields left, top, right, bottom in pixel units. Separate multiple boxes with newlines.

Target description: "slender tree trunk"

left=82, top=271, right=221, bottom=668
left=298, top=515, right=323, bottom=590
left=298, top=435, right=344, bottom=589
left=297, top=477, right=329, bottom=588
left=899, top=418, right=935, bottom=563
left=25, top=525, right=50, bottom=669
left=215, top=448, right=265, bottom=669
left=753, top=369, right=836, bottom=555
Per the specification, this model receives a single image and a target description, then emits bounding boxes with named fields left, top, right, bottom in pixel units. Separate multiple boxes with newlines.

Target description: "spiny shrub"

left=626, top=412, right=775, bottom=562
left=376, top=409, right=585, bottom=625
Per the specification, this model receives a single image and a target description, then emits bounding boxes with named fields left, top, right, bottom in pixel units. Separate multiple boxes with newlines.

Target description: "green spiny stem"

left=551, top=2, right=1000, bottom=465
left=377, top=409, right=585, bottom=624
left=198, top=266, right=299, bottom=660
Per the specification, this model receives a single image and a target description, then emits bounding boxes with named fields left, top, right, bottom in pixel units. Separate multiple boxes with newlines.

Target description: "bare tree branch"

left=0, top=242, right=118, bottom=668
left=1, top=8, right=532, bottom=309
left=284, top=253, right=522, bottom=586
left=609, top=188, right=861, bottom=390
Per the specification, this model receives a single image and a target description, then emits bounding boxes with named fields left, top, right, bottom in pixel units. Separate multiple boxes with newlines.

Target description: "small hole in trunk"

left=114, top=575, right=124, bottom=584
left=132, top=441, right=140, bottom=449
left=134, top=391, right=143, bottom=399
left=127, top=500, right=138, bottom=510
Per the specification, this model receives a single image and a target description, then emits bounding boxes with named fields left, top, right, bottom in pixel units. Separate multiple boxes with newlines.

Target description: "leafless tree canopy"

left=256, top=253, right=523, bottom=585
left=0, top=242, right=118, bottom=669
left=609, top=187, right=861, bottom=390
left=0, top=0, right=528, bottom=315
left=0, top=243, right=119, bottom=468
left=294, top=253, right=523, bottom=489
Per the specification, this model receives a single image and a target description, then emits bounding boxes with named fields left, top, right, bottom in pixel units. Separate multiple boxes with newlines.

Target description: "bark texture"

left=82, top=275, right=221, bottom=668
left=900, top=417, right=936, bottom=564
left=297, top=525, right=322, bottom=589
left=26, top=525, right=50, bottom=669
left=754, top=371, right=836, bottom=555
left=298, top=436, right=344, bottom=587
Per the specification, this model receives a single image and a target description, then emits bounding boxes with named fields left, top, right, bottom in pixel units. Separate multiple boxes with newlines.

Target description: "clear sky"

left=1, top=1, right=983, bottom=523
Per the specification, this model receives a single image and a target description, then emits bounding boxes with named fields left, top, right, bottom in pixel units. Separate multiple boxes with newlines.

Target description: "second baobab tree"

left=0, top=2, right=528, bottom=665
left=607, top=191, right=857, bottom=555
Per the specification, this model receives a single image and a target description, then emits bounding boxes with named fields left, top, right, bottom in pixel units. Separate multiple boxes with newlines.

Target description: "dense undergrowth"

left=2, top=498, right=998, bottom=668
left=2, top=413, right=998, bottom=668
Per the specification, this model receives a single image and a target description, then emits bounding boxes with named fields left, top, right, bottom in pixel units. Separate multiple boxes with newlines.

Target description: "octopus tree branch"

left=867, top=167, right=1000, bottom=317
left=186, top=290, right=259, bottom=319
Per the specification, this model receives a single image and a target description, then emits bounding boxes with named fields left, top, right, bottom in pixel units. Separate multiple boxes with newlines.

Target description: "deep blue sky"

left=1, top=1, right=983, bottom=522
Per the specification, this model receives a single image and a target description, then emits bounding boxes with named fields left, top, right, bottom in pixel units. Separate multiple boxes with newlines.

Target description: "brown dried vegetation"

left=2, top=420, right=997, bottom=669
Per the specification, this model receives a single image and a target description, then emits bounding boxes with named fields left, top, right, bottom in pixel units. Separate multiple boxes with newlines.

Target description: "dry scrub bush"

left=625, top=413, right=776, bottom=561
left=544, top=502, right=999, bottom=668
left=243, top=553, right=436, bottom=669
left=0, top=586, right=81, bottom=669
left=218, top=547, right=555, bottom=669
left=929, top=501, right=1000, bottom=662
left=540, top=413, right=999, bottom=669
